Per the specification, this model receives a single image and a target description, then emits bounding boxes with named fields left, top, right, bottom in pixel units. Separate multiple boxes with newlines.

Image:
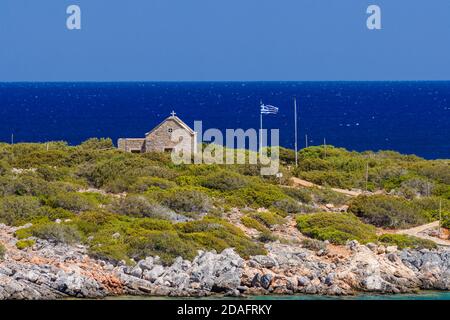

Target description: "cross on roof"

left=170, top=111, right=176, bottom=117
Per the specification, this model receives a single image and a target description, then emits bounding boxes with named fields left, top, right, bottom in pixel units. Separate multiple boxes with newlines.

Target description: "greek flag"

left=260, top=104, right=279, bottom=115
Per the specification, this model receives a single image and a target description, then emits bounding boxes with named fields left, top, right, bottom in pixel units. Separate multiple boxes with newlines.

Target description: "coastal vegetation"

left=288, top=146, right=450, bottom=199
left=0, top=243, right=5, bottom=259
left=348, top=195, right=443, bottom=229
left=378, top=234, right=437, bottom=250
left=296, top=212, right=378, bottom=244
left=0, top=140, right=448, bottom=263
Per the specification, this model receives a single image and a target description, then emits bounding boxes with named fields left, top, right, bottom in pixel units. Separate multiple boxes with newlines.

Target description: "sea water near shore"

left=0, top=81, right=449, bottom=159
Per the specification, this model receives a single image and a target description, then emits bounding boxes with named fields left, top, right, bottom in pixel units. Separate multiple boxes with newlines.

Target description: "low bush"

left=201, top=171, right=249, bottom=191
left=301, top=238, right=327, bottom=252
left=0, top=160, right=10, bottom=175
left=310, top=187, right=349, bottom=205
left=240, top=216, right=270, bottom=233
left=35, top=165, right=66, bottom=182
left=281, top=187, right=313, bottom=204
left=0, top=243, right=5, bottom=259
left=16, top=239, right=36, bottom=250
left=348, top=195, right=429, bottom=229
left=47, top=192, right=96, bottom=212
left=79, top=138, right=114, bottom=150
left=128, top=231, right=199, bottom=265
left=0, top=196, right=42, bottom=226
left=252, top=211, right=284, bottom=228
left=296, top=212, right=377, bottom=244
left=40, top=206, right=76, bottom=221
left=272, top=198, right=304, bottom=215
left=176, top=218, right=266, bottom=258
left=378, top=234, right=437, bottom=250
left=257, top=231, right=278, bottom=243
left=161, top=189, right=212, bottom=214
left=31, top=223, right=82, bottom=244
left=130, top=177, right=176, bottom=192
left=75, top=210, right=115, bottom=234
left=395, top=178, right=433, bottom=199
left=231, top=184, right=288, bottom=208
left=4, top=174, right=52, bottom=197
left=110, top=195, right=175, bottom=219
left=131, top=218, right=174, bottom=231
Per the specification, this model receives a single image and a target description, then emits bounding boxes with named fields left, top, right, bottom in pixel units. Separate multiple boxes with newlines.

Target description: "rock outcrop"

left=1, top=224, right=450, bottom=299
left=241, top=241, right=450, bottom=295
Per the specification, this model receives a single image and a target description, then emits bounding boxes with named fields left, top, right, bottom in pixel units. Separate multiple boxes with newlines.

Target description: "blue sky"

left=1, top=0, right=450, bottom=81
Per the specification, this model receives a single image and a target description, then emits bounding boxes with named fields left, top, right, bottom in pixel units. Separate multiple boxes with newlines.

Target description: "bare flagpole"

left=294, top=97, right=298, bottom=167
left=259, top=101, right=263, bottom=157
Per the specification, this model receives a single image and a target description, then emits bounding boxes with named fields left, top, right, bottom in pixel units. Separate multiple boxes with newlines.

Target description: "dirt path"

left=289, top=177, right=365, bottom=197
left=395, top=221, right=450, bottom=247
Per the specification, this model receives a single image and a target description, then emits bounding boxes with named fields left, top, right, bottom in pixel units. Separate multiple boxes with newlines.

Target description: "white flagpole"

left=260, top=111, right=263, bottom=156
left=294, top=97, right=298, bottom=167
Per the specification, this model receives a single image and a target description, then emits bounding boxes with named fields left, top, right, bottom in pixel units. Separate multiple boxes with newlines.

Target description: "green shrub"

left=0, top=160, right=11, bottom=175
left=77, top=155, right=152, bottom=189
left=13, top=150, right=71, bottom=168
left=232, top=184, right=288, bottom=208
left=272, top=198, right=304, bottom=215
left=296, top=212, right=377, bottom=245
left=378, top=234, right=437, bottom=250
left=130, top=177, right=176, bottom=192
left=0, top=243, right=5, bottom=259
left=110, top=195, right=175, bottom=219
left=15, top=227, right=34, bottom=240
left=418, top=163, right=450, bottom=185
left=75, top=210, right=115, bottom=234
left=176, top=217, right=266, bottom=258
left=310, top=187, right=349, bottom=205
left=0, top=196, right=42, bottom=226
left=31, top=223, right=81, bottom=244
left=241, top=216, right=270, bottom=233
left=411, top=197, right=450, bottom=221
left=131, top=218, right=174, bottom=231
left=128, top=231, right=198, bottom=265
left=257, top=231, right=278, bottom=243
left=201, top=171, right=248, bottom=191
left=297, top=170, right=356, bottom=190
left=40, top=206, right=76, bottom=221
left=47, top=192, right=96, bottom=212
left=89, top=242, right=130, bottom=263
left=281, top=187, right=313, bottom=204
left=301, top=238, right=327, bottom=252
left=252, top=211, right=284, bottom=227
left=175, top=175, right=203, bottom=187
left=79, top=138, right=114, bottom=150
left=161, top=189, right=212, bottom=213
left=35, top=165, right=66, bottom=182
left=348, top=195, right=429, bottom=229
left=16, top=239, right=36, bottom=250
left=396, top=178, right=433, bottom=199
left=141, top=151, right=173, bottom=164
left=6, top=174, right=53, bottom=197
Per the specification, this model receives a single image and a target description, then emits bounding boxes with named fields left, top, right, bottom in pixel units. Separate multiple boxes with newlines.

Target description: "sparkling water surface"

left=0, top=82, right=449, bottom=159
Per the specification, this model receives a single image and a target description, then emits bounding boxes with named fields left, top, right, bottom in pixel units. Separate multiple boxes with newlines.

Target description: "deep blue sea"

left=0, top=82, right=449, bottom=159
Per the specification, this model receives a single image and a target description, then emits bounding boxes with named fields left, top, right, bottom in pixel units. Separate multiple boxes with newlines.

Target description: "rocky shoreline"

left=0, top=224, right=449, bottom=299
